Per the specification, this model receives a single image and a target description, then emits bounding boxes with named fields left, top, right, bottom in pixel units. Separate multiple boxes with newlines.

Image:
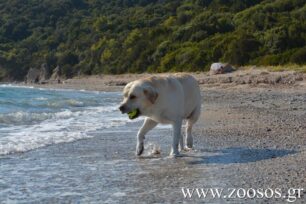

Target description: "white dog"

left=119, top=74, right=201, bottom=156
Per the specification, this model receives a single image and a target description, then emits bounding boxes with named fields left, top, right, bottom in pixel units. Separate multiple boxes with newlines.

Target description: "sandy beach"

left=1, top=69, right=306, bottom=203
left=17, top=68, right=306, bottom=92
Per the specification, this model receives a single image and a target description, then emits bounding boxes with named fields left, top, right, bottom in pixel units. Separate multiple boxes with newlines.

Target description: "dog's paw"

left=136, top=143, right=144, bottom=156
left=183, top=146, right=193, bottom=151
left=169, top=149, right=181, bottom=158
left=168, top=153, right=182, bottom=158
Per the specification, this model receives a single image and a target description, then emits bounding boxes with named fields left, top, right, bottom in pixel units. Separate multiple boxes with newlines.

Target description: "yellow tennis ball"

left=128, top=109, right=138, bottom=119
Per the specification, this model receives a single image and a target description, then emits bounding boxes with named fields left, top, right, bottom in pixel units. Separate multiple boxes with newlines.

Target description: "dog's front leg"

left=136, top=118, right=157, bottom=156
left=170, top=119, right=182, bottom=157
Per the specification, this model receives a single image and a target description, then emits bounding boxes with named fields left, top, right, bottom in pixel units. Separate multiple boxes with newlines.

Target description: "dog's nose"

left=119, top=105, right=125, bottom=113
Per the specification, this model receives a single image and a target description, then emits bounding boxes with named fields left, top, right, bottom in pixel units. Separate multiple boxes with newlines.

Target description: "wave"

left=35, top=97, right=48, bottom=101
left=0, top=87, right=132, bottom=155
left=0, top=106, right=134, bottom=155
left=0, top=105, right=119, bottom=125
left=0, top=84, right=34, bottom=89
left=0, top=83, right=104, bottom=94
left=0, top=125, right=94, bottom=155
left=0, top=110, right=74, bottom=125
left=0, top=118, right=132, bottom=155
left=46, top=99, right=85, bottom=108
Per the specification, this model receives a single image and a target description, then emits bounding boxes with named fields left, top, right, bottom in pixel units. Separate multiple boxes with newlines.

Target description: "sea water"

left=0, top=84, right=174, bottom=203
left=0, top=84, right=132, bottom=155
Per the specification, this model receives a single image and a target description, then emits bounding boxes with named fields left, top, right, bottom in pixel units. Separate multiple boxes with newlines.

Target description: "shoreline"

left=3, top=69, right=306, bottom=92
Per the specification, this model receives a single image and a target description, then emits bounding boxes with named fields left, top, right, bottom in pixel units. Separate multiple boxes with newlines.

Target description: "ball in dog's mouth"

left=127, top=109, right=140, bottom=119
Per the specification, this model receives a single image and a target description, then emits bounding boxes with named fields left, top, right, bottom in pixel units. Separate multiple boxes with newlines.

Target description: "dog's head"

left=119, top=81, right=158, bottom=119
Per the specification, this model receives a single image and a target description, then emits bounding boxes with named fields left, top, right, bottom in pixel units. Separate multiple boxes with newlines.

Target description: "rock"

left=105, top=80, right=127, bottom=86
left=49, top=65, right=62, bottom=83
left=270, top=75, right=282, bottom=84
left=234, top=76, right=247, bottom=84
left=39, top=63, right=51, bottom=83
left=210, top=63, right=234, bottom=75
left=25, top=68, right=40, bottom=83
left=25, top=63, right=53, bottom=84
left=220, top=76, right=233, bottom=83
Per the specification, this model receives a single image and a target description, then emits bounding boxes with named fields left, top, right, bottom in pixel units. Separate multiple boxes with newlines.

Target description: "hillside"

left=0, top=0, right=305, bottom=81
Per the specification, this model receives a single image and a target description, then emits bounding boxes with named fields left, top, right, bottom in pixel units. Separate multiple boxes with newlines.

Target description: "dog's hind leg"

left=185, top=105, right=201, bottom=149
left=136, top=118, right=158, bottom=156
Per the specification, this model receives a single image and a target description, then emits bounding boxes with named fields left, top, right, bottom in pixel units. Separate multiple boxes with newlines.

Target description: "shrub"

left=290, top=47, right=306, bottom=64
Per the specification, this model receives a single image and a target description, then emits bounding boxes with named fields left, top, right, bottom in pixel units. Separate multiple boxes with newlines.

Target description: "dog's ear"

left=143, top=86, right=158, bottom=104
left=123, top=82, right=133, bottom=97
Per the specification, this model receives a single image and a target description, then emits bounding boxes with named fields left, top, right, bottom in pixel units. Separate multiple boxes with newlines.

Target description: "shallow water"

left=1, top=124, right=295, bottom=203
left=0, top=86, right=299, bottom=203
left=0, top=85, right=136, bottom=155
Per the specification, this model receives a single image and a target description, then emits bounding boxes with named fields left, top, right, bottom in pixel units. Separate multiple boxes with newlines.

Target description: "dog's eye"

left=129, top=95, right=136, bottom=100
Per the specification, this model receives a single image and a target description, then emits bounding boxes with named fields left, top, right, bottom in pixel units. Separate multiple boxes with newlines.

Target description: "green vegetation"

left=264, top=64, right=306, bottom=73
left=0, top=0, right=305, bottom=80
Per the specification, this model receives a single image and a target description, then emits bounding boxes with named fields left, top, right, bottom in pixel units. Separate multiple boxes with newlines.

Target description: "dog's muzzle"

left=119, top=105, right=126, bottom=114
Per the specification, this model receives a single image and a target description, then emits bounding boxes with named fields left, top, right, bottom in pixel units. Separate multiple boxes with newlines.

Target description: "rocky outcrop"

left=25, top=64, right=61, bottom=84
left=49, top=65, right=62, bottom=83
left=210, top=63, right=234, bottom=75
left=39, top=63, right=51, bottom=83
left=25, top=68, right=40, bottom=83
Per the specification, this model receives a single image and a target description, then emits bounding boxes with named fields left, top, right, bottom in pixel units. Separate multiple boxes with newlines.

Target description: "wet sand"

left=1, top=80, right=305, bottom=203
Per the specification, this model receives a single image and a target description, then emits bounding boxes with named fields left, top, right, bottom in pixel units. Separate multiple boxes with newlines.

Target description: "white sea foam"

left=47, top=99, right=85, bottom=108
left=0, top=105, right=122, bottom=125
left=0, top=105, right=132, bottom=155
left=0, top=86, right=142, bottom=155
left=35, top=97, right=48, bottom=101
left=145, top=142, right=161, bottom=156
left=0, top=84, right=34, bottom=89
left=0, top=83, right=103, bottom=94
left=0, top=110, right=74, bottom=125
